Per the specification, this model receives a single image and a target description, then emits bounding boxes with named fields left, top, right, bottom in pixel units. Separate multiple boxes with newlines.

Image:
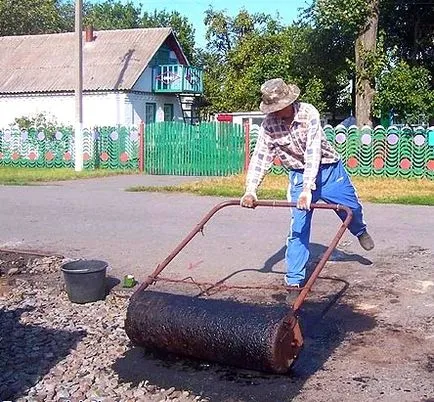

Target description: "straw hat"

left=259, top=78, right=300, bottom=114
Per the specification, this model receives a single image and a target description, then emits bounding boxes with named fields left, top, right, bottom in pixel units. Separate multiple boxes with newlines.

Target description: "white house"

left=0, top=27, right=203, bottom=128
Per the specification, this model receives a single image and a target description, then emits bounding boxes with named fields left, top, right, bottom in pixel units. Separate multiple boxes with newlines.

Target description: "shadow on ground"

left=260, top=243, right=372, bottom=274
left=0, top=307, right=86, bottom=400
left=113, top=263, right=376, bottom=401
left=107, top=275, right=121, bottom=293
left=200, top=243, right=372, bottom=294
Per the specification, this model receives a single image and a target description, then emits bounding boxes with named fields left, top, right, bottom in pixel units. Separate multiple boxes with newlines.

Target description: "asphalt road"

left=1, top=174, right=433, bottom=284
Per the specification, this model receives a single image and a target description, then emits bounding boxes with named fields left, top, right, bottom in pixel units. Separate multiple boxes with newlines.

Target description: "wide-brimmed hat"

left=259, top=78, right=300, bottom=114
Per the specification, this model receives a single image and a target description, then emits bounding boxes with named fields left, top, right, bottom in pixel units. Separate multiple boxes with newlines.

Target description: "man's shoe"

left=358, top=232, right=375, bottom=251
left=284, top=284, right=301, bottom=305
left=284, top=283, right=302, bottom=291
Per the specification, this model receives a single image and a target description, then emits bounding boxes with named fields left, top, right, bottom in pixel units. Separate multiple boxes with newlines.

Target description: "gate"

left=144, top=122, right=245, bottom=176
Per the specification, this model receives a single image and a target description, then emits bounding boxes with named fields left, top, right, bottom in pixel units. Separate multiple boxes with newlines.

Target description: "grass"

left=0, top=167, right=136, bottom=185
left=2, top=167, right=433, bottom=205
left=128, top=174, right=434, bottom=206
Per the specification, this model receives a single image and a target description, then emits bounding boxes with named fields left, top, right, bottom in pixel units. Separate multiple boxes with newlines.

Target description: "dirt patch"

left=0, top=249, right=63, bottom=297
left=0, top=250, right=58, bottom=298
left=0, top=249, right=62, bottom=276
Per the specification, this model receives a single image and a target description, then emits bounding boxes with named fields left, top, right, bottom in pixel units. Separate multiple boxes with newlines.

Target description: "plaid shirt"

left=246, top=102, right=340, bottom=194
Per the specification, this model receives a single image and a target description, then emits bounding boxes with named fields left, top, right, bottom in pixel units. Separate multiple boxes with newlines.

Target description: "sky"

left=134, top=0, right=311, bottom=48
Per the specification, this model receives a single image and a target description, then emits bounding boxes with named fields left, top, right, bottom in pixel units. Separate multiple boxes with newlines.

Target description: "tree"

left=202, top=8, right=285, bottom=113
left=374, top=61, right=433, bottom=125
left=204, top=7, right=274, bottom=60
left=222, top=28, right=297, bottom=111
left=354, top=0, right=379, bottom=126
left=141, top=10, right=196, bottom=63
left=202, top=7, right=342, bottom=115
left=84, top=0, right=141, bottom=30
left=0, top=0, right=66, bottom=35
left=311, top=0, right=380, bottom=126
left=57, top=0, right=75, bottom=32
left=380, top=0, right=434, bottom=76
left=292, top=20, right=355, bottom=121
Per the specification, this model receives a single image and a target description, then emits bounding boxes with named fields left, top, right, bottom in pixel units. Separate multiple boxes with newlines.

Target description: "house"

left=0, top=27, right=203, bottom=128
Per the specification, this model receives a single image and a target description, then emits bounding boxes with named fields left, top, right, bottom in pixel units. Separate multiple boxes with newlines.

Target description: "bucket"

left=61, top=259, right=108, bottom=304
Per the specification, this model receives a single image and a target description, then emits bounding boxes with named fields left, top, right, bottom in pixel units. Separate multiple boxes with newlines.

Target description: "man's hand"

left=240, top=193, right=257, bottom=208
left=297, top=190, right=312, bottom=210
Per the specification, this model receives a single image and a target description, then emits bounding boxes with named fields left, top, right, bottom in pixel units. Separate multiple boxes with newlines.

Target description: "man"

left=240, top=78, right=374, bottom=289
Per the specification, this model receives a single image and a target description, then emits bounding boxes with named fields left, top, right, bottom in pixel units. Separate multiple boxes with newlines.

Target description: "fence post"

left=243, top=120, right=250, bottom=172
left=139, top=121, right=145, bottom=173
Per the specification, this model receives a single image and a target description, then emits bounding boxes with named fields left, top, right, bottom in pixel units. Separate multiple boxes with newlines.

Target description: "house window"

left=151, top=45, right=178, bottom=66
left=155, top=48, right=170, bottom=65
left=169, top=51, right=178, bottom=64
left=145, top=103, right=156, bottom=123
left=163, top=104, right=174, bottom=121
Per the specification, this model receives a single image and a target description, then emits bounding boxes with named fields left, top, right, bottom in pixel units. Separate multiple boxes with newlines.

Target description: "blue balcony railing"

left=152, top=64, right=203, bottom=94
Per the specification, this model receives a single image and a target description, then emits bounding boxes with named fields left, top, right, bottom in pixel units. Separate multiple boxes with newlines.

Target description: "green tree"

left=204, top=7, right=275, bottom=59
left=141, top=10, right=196, bottom=63
left=379, top=0, right=434, bottom=75
left=292, top=22, right=354, bottom=121
left=202, top=8, right=284, bottom=113
left=374, top=61, right=434, bottom=125
left=310, top=0, right=380, bottom=126
left=57, top=0, right=75, bottom=32
left=202, top=8, right=335, bottom=115
left=0, top=0, right=67, bottom=35
left=84, top=0, right=141, bottom=30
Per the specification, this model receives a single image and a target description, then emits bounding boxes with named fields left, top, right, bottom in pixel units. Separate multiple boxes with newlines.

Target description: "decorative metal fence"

left=248, top=124, right=434, bottom=179
left=145, top=122, right=245, bottom=175
left=0, top=126, right=139, bottom=170
left=0, top=127, right=75, bottom=168
left=325, top=125, right=434, bottom=179
left=92, top=126, right=139, bottom=170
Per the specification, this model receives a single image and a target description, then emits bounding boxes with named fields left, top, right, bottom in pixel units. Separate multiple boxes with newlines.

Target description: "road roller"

left=125, top=200, right=352, bottom=373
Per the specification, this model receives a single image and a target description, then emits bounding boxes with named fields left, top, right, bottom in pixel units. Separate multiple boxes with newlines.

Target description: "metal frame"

left=134, top=200, right=353, bottom=313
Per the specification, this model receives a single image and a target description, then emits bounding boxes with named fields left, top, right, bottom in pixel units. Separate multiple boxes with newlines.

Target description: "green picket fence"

left=144, top=121, right=245, bottom=175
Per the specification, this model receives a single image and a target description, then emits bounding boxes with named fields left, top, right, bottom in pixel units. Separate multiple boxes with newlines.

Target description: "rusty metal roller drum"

left=125, top=290, right=303, bottom=373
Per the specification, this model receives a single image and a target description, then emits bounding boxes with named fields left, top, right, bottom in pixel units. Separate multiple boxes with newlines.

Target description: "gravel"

left=0, top=252, right=206, bottom=402
left=1, top=247, right=433, bottom=402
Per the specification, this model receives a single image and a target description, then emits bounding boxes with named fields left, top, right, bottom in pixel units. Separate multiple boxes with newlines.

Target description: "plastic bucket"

left=61, top=259, right=108, bottom=304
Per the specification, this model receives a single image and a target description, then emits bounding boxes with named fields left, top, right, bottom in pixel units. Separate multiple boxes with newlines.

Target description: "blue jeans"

left=285, top=160, right=367, bottom=286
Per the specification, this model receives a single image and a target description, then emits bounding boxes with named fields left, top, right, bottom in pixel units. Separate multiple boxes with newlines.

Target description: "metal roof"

left=0, top=27, right=177, bottom=94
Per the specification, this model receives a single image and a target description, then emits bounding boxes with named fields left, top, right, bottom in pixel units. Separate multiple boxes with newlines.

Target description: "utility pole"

left=74, top=0, right=83, bottom=171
